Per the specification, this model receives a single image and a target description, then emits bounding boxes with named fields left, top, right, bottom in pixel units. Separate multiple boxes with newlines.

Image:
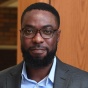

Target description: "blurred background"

left=0, top=0, right=17, bottom=70
left=0, top=0, right=88, bottom=72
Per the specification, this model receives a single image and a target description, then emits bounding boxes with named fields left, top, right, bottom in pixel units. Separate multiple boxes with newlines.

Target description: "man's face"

left=21, top=10, right=60, bottom=68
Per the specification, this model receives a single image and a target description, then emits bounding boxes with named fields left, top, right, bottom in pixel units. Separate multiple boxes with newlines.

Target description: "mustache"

left=28, top=45, right=48, bottom=50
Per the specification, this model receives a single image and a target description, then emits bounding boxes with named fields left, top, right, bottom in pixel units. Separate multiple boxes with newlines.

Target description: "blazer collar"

left=54, top=58, right=71, bottom=88
left=6, top=62, right=23, bottom=88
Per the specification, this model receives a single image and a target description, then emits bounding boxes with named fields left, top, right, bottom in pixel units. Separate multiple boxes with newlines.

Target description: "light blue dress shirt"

left=21, top=57, right=56, bottom=88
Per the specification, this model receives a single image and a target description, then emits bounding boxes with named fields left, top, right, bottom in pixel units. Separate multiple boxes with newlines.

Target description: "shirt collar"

left=21, top=56, right=56, bottom=84
left=48, top=56, right=56, bottom=83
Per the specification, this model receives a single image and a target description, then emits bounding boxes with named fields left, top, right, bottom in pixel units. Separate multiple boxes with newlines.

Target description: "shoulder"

left=56, top=58, right=88, bottom=87
left=0, top=62, right=22, bottom=87
left=56, top=57, right=88, bottom=74
left=0, top=62, right=23, bottom=77
left=66, top=64, right=88, bottom=87
left=58, top=58, right=88, bottom=77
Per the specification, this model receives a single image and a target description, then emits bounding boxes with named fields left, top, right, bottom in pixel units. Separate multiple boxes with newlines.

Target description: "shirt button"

left=34, top=84, right=39, bottom=88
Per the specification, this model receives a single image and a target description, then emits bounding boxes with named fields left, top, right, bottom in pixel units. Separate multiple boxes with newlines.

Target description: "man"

left=0, top=2, right=88, bottom=88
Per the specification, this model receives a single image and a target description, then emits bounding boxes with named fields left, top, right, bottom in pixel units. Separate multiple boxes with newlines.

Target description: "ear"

left=20, top=30, right=22, bottom=40
left=57, top=29, right=61, bottom=42
left=20, top=30, right=21, bottom=40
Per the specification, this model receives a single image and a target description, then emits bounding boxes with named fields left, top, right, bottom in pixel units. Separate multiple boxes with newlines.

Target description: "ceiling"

left=0, top=0, right=18, bottom=7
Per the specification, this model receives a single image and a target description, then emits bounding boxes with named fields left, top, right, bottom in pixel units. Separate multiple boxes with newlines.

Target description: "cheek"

left=46, top=38, right=57, bottom=51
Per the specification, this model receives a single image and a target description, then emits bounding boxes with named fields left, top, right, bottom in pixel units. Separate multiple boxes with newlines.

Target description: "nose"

left=32, top=32, right=44, bottom=44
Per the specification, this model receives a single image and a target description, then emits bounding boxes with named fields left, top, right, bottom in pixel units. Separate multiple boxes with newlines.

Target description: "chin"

left=21, top=45, right=57, bottom=68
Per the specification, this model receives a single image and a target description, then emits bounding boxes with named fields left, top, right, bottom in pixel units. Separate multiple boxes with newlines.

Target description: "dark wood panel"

left=0, top=0, right=9, bottom=4
left=0, top=49, right=16, bottom=71
left=0, top=7, right=17, bottom=45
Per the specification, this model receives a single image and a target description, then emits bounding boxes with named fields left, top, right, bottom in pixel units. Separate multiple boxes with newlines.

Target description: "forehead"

left=22, top=10, right=58, bottom=28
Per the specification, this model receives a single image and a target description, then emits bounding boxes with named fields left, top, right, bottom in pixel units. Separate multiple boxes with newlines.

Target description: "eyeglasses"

left=20, top=26, right=58, bottom=39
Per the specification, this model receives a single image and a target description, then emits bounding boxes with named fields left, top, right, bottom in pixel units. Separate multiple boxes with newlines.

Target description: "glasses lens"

left=22, top=28, right=36, bottom=38
left=41, top=27, right=54, bottom=38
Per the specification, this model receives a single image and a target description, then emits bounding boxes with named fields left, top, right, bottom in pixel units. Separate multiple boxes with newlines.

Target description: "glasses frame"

left=20, top=27, right=59, bottom=39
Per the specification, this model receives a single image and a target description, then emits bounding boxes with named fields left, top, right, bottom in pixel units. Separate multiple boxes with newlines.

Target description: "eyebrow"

left=23, top=25, right=34, bottom=28
left=23, top=24, right=53, bottom=29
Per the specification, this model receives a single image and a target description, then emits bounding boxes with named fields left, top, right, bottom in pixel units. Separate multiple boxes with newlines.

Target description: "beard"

left=21, top=44, right=57, bottom=69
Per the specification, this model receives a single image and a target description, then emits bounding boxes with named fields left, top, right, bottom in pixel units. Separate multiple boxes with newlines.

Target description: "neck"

left=26, top=63, right=52, bottom=82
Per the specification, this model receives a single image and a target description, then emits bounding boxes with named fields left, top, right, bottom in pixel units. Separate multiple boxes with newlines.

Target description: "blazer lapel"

left=6, top=73, right=21, bottom=88
left=6, top=62, right=23, bottom=88
left=53, top=58, right=71, bottom=88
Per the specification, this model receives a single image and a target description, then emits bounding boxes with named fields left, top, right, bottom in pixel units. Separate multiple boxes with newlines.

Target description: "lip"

left=30, top=49, right=46, bottom=54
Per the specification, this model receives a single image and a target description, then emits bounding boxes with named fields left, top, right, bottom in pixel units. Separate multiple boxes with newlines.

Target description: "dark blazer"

left=0, top=58, right=88, bottom=88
